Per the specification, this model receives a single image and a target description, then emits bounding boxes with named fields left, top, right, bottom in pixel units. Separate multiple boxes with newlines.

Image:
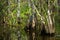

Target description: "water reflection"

left=40, top=36, right=55, bottom=40
left=28, top=34, right=60, bottom=40
left=28, top=34, right=56, bottom=40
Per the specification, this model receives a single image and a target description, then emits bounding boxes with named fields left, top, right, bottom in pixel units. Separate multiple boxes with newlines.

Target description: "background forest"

left=0, top=0, right=60, bottom=40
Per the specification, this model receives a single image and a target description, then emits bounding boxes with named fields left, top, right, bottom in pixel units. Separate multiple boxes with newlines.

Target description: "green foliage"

left=0, top=0, right=60, bottom=40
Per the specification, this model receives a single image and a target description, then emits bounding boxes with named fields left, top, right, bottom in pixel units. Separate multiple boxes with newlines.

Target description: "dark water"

left=39, top=36, right=60, bottom=40
left=28, top=35, right=60, bottom=40
left=26, top=31, right=60, bottom=40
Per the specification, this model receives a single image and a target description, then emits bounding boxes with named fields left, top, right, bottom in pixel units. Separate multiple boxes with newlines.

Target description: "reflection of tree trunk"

left=28, top=17, right=36, bottom=40
left=27, top=0, right=36, bottom=40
